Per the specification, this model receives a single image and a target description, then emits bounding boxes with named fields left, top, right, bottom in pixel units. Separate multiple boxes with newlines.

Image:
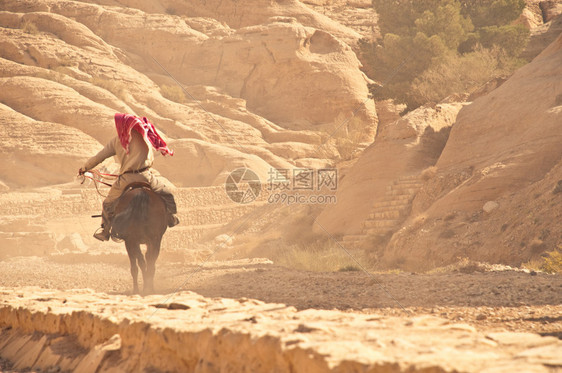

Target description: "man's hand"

left=78, top=167, right=87, bottom=175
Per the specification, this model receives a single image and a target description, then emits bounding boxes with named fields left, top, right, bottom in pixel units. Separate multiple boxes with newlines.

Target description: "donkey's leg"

left=136, top=245, right=147, bottom=293
left=144, top=238, right=162, bottom=294
left=125, top=241, right=140, bottom=294
left=136, top=246, right=147, bottom=274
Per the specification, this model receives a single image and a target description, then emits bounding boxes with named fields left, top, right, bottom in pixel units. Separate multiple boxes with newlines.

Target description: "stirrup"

left=93, top=226, right=110, bottom=241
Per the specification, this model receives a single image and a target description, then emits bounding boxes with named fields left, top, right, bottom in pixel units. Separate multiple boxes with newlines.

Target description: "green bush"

left=460, top=0, right=526, bottom=28
left=477, top=24, right=530, bottom=56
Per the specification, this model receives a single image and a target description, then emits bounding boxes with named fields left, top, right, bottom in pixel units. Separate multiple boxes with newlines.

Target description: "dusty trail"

left=0, top=255, right=561, bottom=337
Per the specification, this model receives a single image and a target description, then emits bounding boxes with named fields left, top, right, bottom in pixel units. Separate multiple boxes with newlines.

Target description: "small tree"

left=459, top=0, right=526, bottom=28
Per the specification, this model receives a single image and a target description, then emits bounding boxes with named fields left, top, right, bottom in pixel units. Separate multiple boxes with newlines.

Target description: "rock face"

left=383, top=34, right=562, bottom=270
left=520, top=0, right=562, bottom=60
left=302, top=0, right=379, bottom=41
left=0, top=0, right=377, bottom=189
left=540, top=0, right=562, bottom=22
left=315, top=103, right=463, bottom=243
left=0, top=102, right=101, bottom=187
left=153, top=139, right=294, bottom=186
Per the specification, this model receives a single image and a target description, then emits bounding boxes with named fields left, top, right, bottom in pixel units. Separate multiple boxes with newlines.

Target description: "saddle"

left=117, top=182, right=169, bottom=215
left=121, top=181, right=153, bottom=196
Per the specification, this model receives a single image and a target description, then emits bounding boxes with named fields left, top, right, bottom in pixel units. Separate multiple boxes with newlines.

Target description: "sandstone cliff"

left=383, top=33, right=562, bottom=270
left=314, top=102, right=464, bottom=256
left=0, top=0, right=376, bottom=189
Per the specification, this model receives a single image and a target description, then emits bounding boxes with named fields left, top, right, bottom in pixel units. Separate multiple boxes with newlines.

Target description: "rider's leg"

left=93, top=177, right=125, bottom=241
left=160, top=192, right=179, bottom=227
left=147, top=171, right=179, bottom=227
left=94, top=207, right=112, bottom=241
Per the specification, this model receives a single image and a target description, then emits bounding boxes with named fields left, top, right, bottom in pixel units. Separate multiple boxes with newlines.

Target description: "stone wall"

left=0, top=185, right=266, bottom=256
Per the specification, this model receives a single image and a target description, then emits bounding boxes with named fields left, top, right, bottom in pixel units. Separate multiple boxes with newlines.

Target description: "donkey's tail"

left=111, top=190, right=150, bottom=239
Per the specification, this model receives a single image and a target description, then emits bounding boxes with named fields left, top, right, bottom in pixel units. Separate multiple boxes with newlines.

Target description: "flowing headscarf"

left=114, top=113, right=173, bottom=156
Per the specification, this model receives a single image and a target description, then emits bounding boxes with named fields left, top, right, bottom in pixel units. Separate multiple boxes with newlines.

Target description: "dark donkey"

left=111, top=182, right=167, bottom=294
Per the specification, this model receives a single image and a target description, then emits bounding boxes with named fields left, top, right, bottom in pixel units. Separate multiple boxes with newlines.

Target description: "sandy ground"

left=0, top=255, right=561, bottom=340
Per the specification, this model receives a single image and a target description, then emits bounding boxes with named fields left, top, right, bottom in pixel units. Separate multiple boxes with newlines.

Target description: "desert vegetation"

left=90, top=77, right=128, bottom=100
left=330, top=114, right=366, bottom=161
left=271, top=240, right=367, bottom=272
left=160, top=83, right=188, bottom=103
left=360, top=0, right=529, bottom=109
left=22, top=21, right=39, bottom=35
left=525, top=245, right=562, bottom=274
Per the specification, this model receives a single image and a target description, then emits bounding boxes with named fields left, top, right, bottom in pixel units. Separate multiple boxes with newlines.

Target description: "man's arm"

left=81, top=138, right=117, bottom=173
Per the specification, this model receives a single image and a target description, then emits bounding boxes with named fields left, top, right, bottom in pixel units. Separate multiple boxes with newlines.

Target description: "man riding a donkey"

left=79, top=113, right=179, bottom=241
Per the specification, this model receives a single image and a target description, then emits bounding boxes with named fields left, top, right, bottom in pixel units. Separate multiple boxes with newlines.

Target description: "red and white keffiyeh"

left=114, top=113, right=173, bottom=156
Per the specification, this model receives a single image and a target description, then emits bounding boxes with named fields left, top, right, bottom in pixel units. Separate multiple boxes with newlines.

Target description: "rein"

left=80, top=169, right=119, bottom=197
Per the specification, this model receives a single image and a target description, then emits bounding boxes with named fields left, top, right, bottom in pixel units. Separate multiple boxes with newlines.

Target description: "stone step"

left=394, top=178, right=422, bottom=185
left=0, top=195, right=98, bottom=217
left=382, top=183, right=420, bottom=194
left=340, top=237, right=363, bottom=245
left=370, top=205, right=408, bottom=214
left=340, top=233, right=360, bottom=244
left=373, top=200, right=411, bottom=210
left=388, top=188, right=417, bottom=196
left=341, top=240, right=366, bottom=249
left=387, top=180, right=422, bottom=188
left=370, top=210, right=401, bottom=219
left=391, top=184, right=423, bottom=191
left=387, top=193, right=412, bottom=200
left=364, top=227, right=395, bottom=236
left=363, top=219, right=399, bottom=229
left=342, top=234, right=366, bottom=242
left=397, top=175, right=421, bottom=182
left=373, top=198, right=409, bottom=209
left=375, top=194, right=411, bottom=203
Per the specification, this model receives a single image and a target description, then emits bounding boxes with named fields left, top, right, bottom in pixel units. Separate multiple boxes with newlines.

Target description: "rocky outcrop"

left=520, top=0, right=562, bottom=60
left=1, top=287, right=561, bottom=372
left=315, top=103, right=464, bottom=244
left=0, top=0, right=377, bottom=191
left=302, top=0, right=379, bottom=41
left=384, top=34, right=562, bottom=270
left=153, top=139, right=294, bottom=187
left=0, top=102, right=101, bottom=188
left=92, top=0, right=363, bottom=44
left=540, top=0, right=562, bottom=22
